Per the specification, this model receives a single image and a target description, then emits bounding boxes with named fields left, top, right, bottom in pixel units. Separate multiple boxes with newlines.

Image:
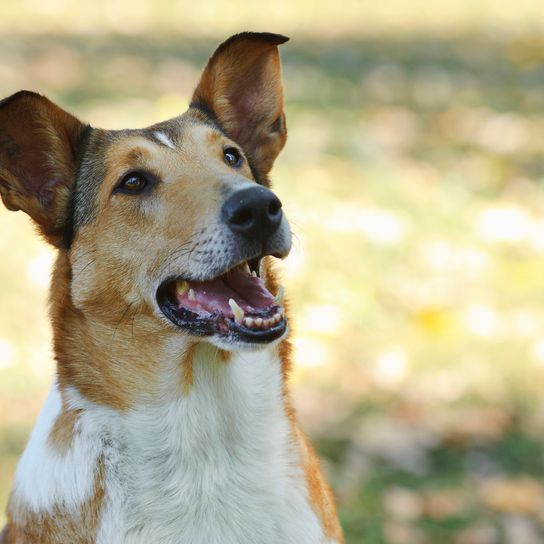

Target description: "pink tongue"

left=174, top=268, right=276, bottom=317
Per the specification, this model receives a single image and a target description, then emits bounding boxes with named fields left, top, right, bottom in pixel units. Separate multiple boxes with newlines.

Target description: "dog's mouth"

left=156, top=260, right=286, bottom=344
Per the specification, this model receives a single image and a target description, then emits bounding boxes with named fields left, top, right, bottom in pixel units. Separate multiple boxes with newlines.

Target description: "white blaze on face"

left=153, top=131, right=176, bottom=150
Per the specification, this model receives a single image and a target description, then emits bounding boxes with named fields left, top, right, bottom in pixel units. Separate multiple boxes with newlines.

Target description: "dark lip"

left=155, top=258, right=287, bottom=345
left=158, top=297, right=287, bottom=344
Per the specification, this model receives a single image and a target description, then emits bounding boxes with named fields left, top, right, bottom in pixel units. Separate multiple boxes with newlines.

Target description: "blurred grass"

left=3, top=2, right=544, bottom=543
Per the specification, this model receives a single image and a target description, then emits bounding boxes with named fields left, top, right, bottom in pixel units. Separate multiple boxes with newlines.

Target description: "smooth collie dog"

left=0, top=33, right=344, bottom=543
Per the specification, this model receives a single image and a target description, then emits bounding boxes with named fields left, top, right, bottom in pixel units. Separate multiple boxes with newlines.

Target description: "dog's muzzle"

left=156, top=185, right=291, bottom=345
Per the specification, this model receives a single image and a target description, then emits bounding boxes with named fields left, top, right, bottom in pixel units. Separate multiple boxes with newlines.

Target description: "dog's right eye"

left=224, top=147, right=242, bottom=168
left=115, top=171, right=153, bottom=195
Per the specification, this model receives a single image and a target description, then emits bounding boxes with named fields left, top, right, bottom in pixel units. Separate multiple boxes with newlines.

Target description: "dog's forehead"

left=70, top=109, right=218, bottom=236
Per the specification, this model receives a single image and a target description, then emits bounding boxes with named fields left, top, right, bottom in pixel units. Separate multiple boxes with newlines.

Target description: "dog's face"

left=0, top=32, right=291, bottom=351
left=71, top=112, right=291, bottom=350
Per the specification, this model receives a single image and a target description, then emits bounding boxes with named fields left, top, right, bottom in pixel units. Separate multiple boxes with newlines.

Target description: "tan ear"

left=0, top=91, right=87, bottom=247
left=191, top=32, right=289, bottom=180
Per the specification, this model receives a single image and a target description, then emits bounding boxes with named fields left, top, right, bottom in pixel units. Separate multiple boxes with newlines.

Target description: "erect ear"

left=191, top=32, right=289, bottom=181
left=0, top=91, right=87, bottom=247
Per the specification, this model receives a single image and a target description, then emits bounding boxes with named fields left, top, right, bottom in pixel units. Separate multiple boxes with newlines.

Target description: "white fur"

left=10, top=383, right=102, bottom=519
left=13, top=344, right=330, bottom=543
left=153, top=131, right=176, bottom=150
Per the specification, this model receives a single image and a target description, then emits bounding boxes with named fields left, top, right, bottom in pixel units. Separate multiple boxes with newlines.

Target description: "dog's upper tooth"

left=188, top=289, right=196, bottom=301
left=229, top=298, right=245, bottom=324
left=275, top=286, right=284, bottom=304
left=176, top=280, right=189, bottom=296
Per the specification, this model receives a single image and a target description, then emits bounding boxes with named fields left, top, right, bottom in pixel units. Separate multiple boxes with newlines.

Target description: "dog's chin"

left=205, top=330, right=287, bottom=352
left=156, top=260, right=287, bottom=347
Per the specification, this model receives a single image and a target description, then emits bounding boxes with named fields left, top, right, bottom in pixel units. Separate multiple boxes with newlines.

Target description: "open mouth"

left=156, top=260, right=286, bottom=344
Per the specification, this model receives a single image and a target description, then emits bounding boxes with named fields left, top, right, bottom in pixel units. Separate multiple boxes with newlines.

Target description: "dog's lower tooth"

left=275, top=286, right=284, bottom=304
left=251, top=270, right=257, bottom=277
left=244, top=317, right=254, bottom=328
left=188, top=289, right=196, bottom=301
left=255, top=318, right=263, bottom=328
left=176, top=280, right=189, bottom=296
left=229, top=298, right=245, bottom=324
left=274, top=313, right=281, bottom=323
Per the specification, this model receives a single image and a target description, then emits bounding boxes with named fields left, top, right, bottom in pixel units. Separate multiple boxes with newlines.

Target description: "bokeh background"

left=2, top=1, right=544, bottom=542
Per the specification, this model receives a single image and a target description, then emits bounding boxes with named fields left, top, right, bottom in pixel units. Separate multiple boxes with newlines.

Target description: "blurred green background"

left=2, top=1, right=544, bottom=542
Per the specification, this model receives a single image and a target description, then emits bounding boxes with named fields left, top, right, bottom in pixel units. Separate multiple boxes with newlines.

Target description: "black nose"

left=222, top=186, right=283, bottom=242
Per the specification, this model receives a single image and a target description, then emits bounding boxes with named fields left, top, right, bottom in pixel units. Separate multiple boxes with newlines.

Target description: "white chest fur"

left=12, top=344, right=327, bottom=544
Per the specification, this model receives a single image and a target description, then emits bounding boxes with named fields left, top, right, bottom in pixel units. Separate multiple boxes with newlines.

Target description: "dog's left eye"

left=115, top=171, right=153, bottom=195
left=224, top=147, right=242, bottom=168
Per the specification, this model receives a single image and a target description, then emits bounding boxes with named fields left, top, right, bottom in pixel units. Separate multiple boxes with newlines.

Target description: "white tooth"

left=188, top=288, right=196, bottom=301
left=275, top=286, right=284, bottom=304
left=243, top=262, right=251, bottom=273
left=274, top=313, right=281, bottom=323
left=244, top=317, right=254, bottom=328
left=251, top=270, right=258, bottom=277
left=229, top=298, right=245, bottom=324
left=265, top=318, right=273, bottom=328
left=176, top=280, right=189, bottom=296
left=255, top=317, right=263, bottom=328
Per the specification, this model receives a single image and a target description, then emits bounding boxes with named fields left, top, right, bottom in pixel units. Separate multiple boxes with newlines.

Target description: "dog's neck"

left=44, top=252, right=296, bottom=470
left=12, top=342, right=323, bottom=543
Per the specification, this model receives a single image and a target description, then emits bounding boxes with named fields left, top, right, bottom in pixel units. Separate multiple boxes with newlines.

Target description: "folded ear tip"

left=251, top=32, right=290, bottom=45
left=0, top=90, right=45, bottom=110
left=218, top=32, right=290, bottom=54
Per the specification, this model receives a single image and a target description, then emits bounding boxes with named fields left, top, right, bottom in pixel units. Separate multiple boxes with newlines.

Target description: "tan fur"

left=181, top=343, right=196, bottom=394
left=48, top=407, right=82, bottom=453
left=298, top=429, right=344, bottom=541
left=217, top=349, right=231, bottom=363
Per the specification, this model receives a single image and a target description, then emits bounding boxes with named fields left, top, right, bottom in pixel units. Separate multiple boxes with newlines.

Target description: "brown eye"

left=115, top=171, right=154, bottom=195
left=224, top=147, right=242, bottom=168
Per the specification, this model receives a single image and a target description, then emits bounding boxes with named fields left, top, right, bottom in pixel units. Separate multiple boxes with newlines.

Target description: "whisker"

left=79, top=259, right=96, bottom=274
left=130, top=309, right=138, bottom=340
left=112, top=302, right=136, bottom=340
left=73, top=248, right=97, bottom=261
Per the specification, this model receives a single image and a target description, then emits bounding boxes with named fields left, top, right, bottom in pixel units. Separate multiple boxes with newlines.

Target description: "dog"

left=0, top=32, right=344, bottom=543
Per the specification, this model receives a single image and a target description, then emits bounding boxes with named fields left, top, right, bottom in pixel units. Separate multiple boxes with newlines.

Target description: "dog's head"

left=0, top=32, right=291, bottom=350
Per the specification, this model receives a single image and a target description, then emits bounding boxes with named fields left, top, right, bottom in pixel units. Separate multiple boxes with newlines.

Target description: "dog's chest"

left=94, top=347, right=325, bottom=544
